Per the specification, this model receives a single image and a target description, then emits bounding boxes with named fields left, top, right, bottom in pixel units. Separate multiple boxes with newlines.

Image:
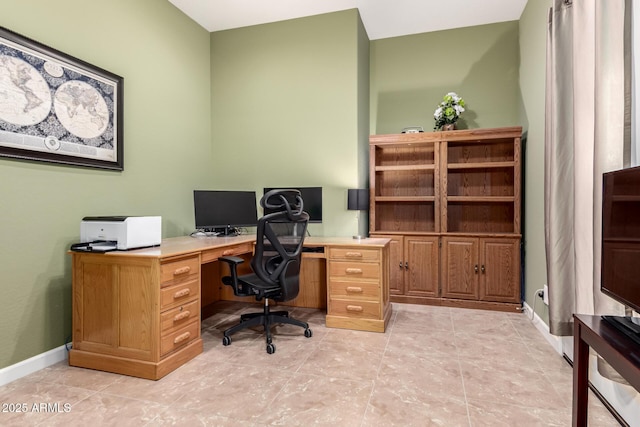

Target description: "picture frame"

left=0, top=26, right=123, bottom=170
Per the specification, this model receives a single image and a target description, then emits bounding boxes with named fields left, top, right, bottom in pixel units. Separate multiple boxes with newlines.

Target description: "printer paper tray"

left=70, top=241, right=118, bottom=253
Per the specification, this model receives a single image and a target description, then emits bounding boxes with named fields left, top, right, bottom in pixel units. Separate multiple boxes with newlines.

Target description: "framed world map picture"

left=0, top=26, right=123, bottom=170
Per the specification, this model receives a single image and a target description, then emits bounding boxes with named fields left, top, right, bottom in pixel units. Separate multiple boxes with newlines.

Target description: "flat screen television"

left=193, top=190, right=258, bottom=235
left=601, top=166, right=640, bottom=342
left=263, top=187, right=322, bottom=223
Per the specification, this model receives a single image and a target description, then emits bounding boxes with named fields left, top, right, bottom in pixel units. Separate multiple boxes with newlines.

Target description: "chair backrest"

left=252, top=189, right=310, bottom=301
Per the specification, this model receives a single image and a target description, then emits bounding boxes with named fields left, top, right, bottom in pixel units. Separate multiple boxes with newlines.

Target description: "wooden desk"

left=69, top=235, right=391, bottom=379
left=572, top=314, right=640, bottom=426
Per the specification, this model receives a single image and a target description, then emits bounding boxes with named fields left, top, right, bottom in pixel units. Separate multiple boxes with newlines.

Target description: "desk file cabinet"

left=326, top=245, right=391, bottom=332
left=70, top=252, right=203, bottom=380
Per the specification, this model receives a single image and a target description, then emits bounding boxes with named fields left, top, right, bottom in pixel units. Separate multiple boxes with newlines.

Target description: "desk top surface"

left=83, top=235, right=390, bottom=259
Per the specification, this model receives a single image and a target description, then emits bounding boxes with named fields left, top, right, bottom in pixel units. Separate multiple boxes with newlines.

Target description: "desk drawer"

left=160, top=299, right=200, bottom=333
left=160, top=279, right=199, bottom=310
left=329, top=261, right=380, bottom=280
left=329, top=299, right=381, bottom=319
left=161, top=255, right=200, bottom=285
left=201, top=243, right=253, bottom=264
left=329, top=248, right=379, bottom=261
left=329, top=280, right=380, bottom=301
left=160, top=319, right=199, bottom=356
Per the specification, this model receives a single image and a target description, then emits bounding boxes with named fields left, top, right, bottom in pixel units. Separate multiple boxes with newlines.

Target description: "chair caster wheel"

left=222, top=336, right=231, bottom=346
left=266, top=343, right=276, bottom=354
left=304, top=328, right=313, bottom=338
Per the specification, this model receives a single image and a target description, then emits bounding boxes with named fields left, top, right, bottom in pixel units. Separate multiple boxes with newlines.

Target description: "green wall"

left=370, top=21, right=521, bottom=134
left=209, top=9, right=366, bottom=237
left=0, top=0, right=212, bottom=368
left=519, top=0, right=552, bottom=322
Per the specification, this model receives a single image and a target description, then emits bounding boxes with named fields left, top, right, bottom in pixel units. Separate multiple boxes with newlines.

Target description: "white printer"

left=80, top=216, right=162, bottom=250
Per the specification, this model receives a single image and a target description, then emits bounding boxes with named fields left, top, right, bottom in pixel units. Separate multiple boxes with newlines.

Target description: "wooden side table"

left=572, top=314, right=640, bottom=426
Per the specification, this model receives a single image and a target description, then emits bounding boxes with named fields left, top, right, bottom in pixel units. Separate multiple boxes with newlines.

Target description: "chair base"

left=222, top=301, right=312, bottom=354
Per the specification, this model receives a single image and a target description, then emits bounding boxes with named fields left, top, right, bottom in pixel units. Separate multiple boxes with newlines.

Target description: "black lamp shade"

left=347, top=189, right=369, bottom=211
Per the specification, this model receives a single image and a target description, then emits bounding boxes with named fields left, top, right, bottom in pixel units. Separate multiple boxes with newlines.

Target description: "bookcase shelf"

left=376, top=164, right=436, bottom=172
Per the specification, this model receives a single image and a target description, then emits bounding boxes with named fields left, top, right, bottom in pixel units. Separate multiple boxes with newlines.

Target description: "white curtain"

left=544, top=0, right=628, bottom=336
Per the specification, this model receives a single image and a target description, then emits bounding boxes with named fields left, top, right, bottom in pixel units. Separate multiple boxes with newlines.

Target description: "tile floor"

left=0, top=302, right=622, bottom=426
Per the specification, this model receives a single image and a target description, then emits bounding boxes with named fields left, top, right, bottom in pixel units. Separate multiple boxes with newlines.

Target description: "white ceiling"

left=168, top=0, right=528, bottom=40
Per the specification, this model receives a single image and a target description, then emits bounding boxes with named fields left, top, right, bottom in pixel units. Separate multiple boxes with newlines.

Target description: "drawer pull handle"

left=346, top=286, right=363, bottom=293
left=222, top=249, right=234, bottom=256
left=345, top=252, right=363, bottom=258
left=346, top=305, right=364, bottom=312
left=173, top=332, right=191, bottom=344
left=173, top=288, right=190, bottom=299
left=173, top=311, right=191, bottom=322
left=345, top=268, right=363, bottom=274
left=173, top=266, right=191, bottom=275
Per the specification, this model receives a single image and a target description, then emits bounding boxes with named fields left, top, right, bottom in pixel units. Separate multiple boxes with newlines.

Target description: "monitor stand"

left=601, top=315, right=640, bottom=346
left=214, top=225, right=238, bottom=237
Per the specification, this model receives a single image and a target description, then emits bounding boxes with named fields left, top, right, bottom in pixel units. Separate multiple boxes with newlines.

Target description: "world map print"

left=0, top=36, right=117, bottom=163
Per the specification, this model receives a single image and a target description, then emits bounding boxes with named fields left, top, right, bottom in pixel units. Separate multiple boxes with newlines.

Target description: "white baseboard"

left=521, top=301, right=563, bottom=355
left=0, top=345, right=68, bottom=387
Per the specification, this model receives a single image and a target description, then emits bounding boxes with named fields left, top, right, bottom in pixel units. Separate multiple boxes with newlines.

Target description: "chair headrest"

left=261, top=189, right=305, bottom=218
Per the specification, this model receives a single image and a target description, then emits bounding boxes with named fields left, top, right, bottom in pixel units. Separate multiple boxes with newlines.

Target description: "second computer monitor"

left=194, top=190, right=258, bottom=234
left=263, top=187, right=322, bottom=223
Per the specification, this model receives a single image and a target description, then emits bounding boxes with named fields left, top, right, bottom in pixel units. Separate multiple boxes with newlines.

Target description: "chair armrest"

left=219, top=256, right=244, bottom=265
left=219, top=256, right=251, bottom=296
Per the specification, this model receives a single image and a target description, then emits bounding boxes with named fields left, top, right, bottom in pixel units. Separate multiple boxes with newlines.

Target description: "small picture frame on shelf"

left=401, top=126, right=424, bottom=134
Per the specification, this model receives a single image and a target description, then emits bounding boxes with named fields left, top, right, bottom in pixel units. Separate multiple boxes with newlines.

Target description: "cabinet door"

left=480, top=238, right=520, bottom=303
left=441, top=237, right=479, bottom=300
left=374, top=235, right=404, bottom=295
left=72, top=254, right=157, bottom=361
left=405, top=236, right=439, bottom=297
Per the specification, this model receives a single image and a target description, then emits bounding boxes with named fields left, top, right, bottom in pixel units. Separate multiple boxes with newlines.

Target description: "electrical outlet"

left=543, top=284, right=549, bottom=305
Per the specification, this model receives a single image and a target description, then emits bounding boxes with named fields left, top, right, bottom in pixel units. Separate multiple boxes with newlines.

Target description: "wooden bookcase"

left=369, top=126, right=522, bottom=312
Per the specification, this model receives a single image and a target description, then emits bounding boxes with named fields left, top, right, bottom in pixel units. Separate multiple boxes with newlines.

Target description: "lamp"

left=347, top=188, right=369, bottom=239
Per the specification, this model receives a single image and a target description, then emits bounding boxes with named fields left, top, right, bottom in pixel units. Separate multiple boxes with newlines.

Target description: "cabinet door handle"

left=474, top=265, right=479, bottom=274
left=346, top=305, right=364, bottom=312
left=346, top=286, right=363, bottom=293
left=173, top=266, right=191, bottom=276
left=399, top=262, right=404, bottom=269
left=405, top=262, right=409, bottom=270
left=173, top=310, right=191, bottom=322
left=345, top=268, right=363, bottom=274
left=345, top=251, right=363, bottom=258
left=481, top=265, right=485, bottom=274
left=173, top=332, right=191, bottom=345
left=173, top=288, right=191, bottom=299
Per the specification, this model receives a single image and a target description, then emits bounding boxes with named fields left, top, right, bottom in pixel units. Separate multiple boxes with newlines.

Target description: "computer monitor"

left=263, top=187, right=322, bottom=223
left=193, top=190, right=258, bottom=235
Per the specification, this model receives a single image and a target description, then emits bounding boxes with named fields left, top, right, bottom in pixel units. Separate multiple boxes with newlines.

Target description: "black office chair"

left=219, top=189, right=313, bottom=354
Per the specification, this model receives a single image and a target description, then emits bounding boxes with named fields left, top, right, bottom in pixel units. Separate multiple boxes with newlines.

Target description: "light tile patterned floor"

left=0, top=302, right=622, bottom=426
